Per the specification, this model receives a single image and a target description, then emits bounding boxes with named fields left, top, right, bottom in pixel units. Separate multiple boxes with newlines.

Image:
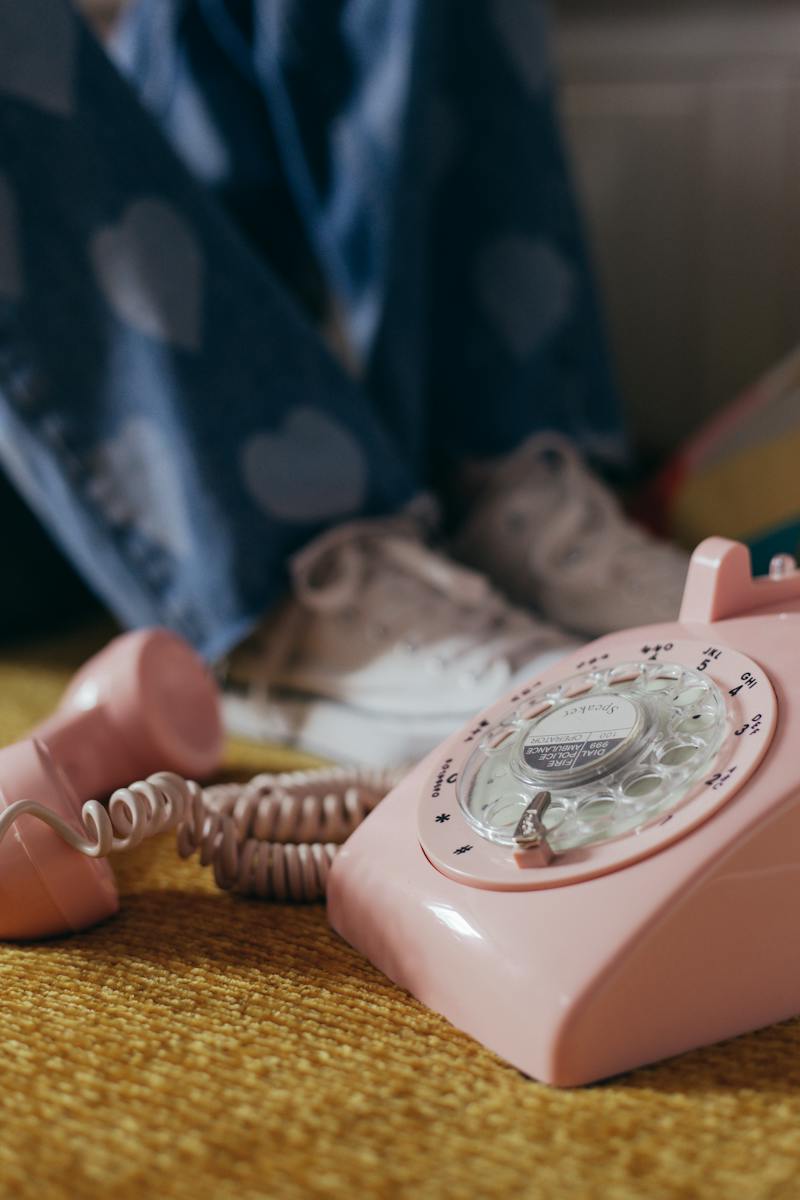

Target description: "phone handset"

left=0, top=628, right=397, bottom=939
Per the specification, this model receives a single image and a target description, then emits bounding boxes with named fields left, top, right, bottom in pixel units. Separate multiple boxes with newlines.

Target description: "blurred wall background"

left=557, top=0, right=800, bottom=460
left=75, top=0, right=800, bottom=461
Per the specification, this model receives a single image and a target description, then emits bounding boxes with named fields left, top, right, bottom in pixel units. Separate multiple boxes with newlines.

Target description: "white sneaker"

left=452, top=433, right=689, bottom=637
left=221, top=514, right=575, bottom=767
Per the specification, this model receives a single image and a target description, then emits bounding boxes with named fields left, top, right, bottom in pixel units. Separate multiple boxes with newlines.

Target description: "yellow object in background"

left=655, top=345, right=800, bottom=574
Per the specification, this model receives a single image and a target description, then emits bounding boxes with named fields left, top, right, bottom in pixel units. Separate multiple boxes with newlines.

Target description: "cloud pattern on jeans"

left=475, top=235, right=574, bottom=358
left=89, top=199, right=203, bottom=350
left=241, top=408, right=368, bottom=523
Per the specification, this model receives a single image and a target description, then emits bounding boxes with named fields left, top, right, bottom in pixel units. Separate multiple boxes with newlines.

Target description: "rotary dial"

left=418, top=637, right=777, bottom=890
left=459, top=660, right=727, bottom=855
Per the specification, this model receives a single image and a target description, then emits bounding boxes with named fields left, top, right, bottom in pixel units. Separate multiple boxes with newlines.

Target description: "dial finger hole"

left=487, top=763, right=510, bottom=784
left=540, top=803, right=567, bottom=830
left=675, top=685, right=707, bottom=708
left=565, top=681, right=594, bottom=699
left=624, top=774, right=663, bottom=799
left=677, top=710, right=716, bottom=735
left=577, top=795, right=618, bottom=822
left=609, top=667, right=642, bottom=685
left=484, top=724, right=516, bottom=752
left=644, top=674, right=677, bottom=692
left=517, top=700, right=551, bottom=722
left=483, top=794, right=528, bottom=831
left=660, top=742, right=699, bottom=767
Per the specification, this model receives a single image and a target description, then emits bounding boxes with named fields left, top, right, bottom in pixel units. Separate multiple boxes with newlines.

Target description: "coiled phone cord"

left=0, top=765, right=401, bottom=902
left=198, top=766, right=401, bottom=899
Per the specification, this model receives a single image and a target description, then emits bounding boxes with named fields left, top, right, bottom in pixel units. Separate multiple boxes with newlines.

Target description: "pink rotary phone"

left=329, top=537, right=800, bottom=1085
left=2, top=537, right=800, bottom=1087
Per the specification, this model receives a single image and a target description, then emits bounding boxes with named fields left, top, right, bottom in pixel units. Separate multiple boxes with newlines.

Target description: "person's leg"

left=422, top=0, right=625, bottom=471
left=113, top=1, right=622, bottom=492
left=207, top=0, right=621, bottom=478
left=118, top=0, right=442, bottom=478
left=112, top=0, right=331, bottom=325
left=399, top=0, right=686, bottom=635
left=0, top=0, right=417, bottom=660
left=101, top=0, right=577, bottom=765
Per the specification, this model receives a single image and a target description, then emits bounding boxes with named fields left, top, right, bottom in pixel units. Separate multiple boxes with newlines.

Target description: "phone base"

left=328, top=610, right=800, bottom=1085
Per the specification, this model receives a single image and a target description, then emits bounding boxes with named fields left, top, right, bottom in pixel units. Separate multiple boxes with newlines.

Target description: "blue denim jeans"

left=0, top=0, right=621, bottom=657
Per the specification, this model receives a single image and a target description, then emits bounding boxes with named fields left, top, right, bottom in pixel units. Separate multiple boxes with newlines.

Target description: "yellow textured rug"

left=1, top=627, right=800, bottom=1199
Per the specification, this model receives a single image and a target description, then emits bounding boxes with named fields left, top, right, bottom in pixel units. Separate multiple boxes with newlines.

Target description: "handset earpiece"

left=31, top=627, right=223, bottom=799
left=0, top=628, right=223, bottom=939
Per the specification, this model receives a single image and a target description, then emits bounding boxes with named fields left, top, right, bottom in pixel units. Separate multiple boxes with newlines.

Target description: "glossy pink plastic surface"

left=0, top=739, right=118, bottom=939
left=0, top=628, right=223, bottom=939
left=328, top=539, right=800, bottom=1084
left=32, top=628, right=223, bottom=798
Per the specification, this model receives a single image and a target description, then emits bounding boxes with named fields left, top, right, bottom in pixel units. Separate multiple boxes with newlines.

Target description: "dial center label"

left=522, top=694, right=641, bottom=778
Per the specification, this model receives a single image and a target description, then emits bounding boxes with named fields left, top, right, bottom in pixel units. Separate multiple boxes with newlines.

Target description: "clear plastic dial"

left=458, top=660, right=727, bottom=854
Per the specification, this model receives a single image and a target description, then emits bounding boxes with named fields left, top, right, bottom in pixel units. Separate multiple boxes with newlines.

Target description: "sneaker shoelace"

left=287, top=515, right=563, bottom=681
left=497, top=434, right=682, bottom=591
